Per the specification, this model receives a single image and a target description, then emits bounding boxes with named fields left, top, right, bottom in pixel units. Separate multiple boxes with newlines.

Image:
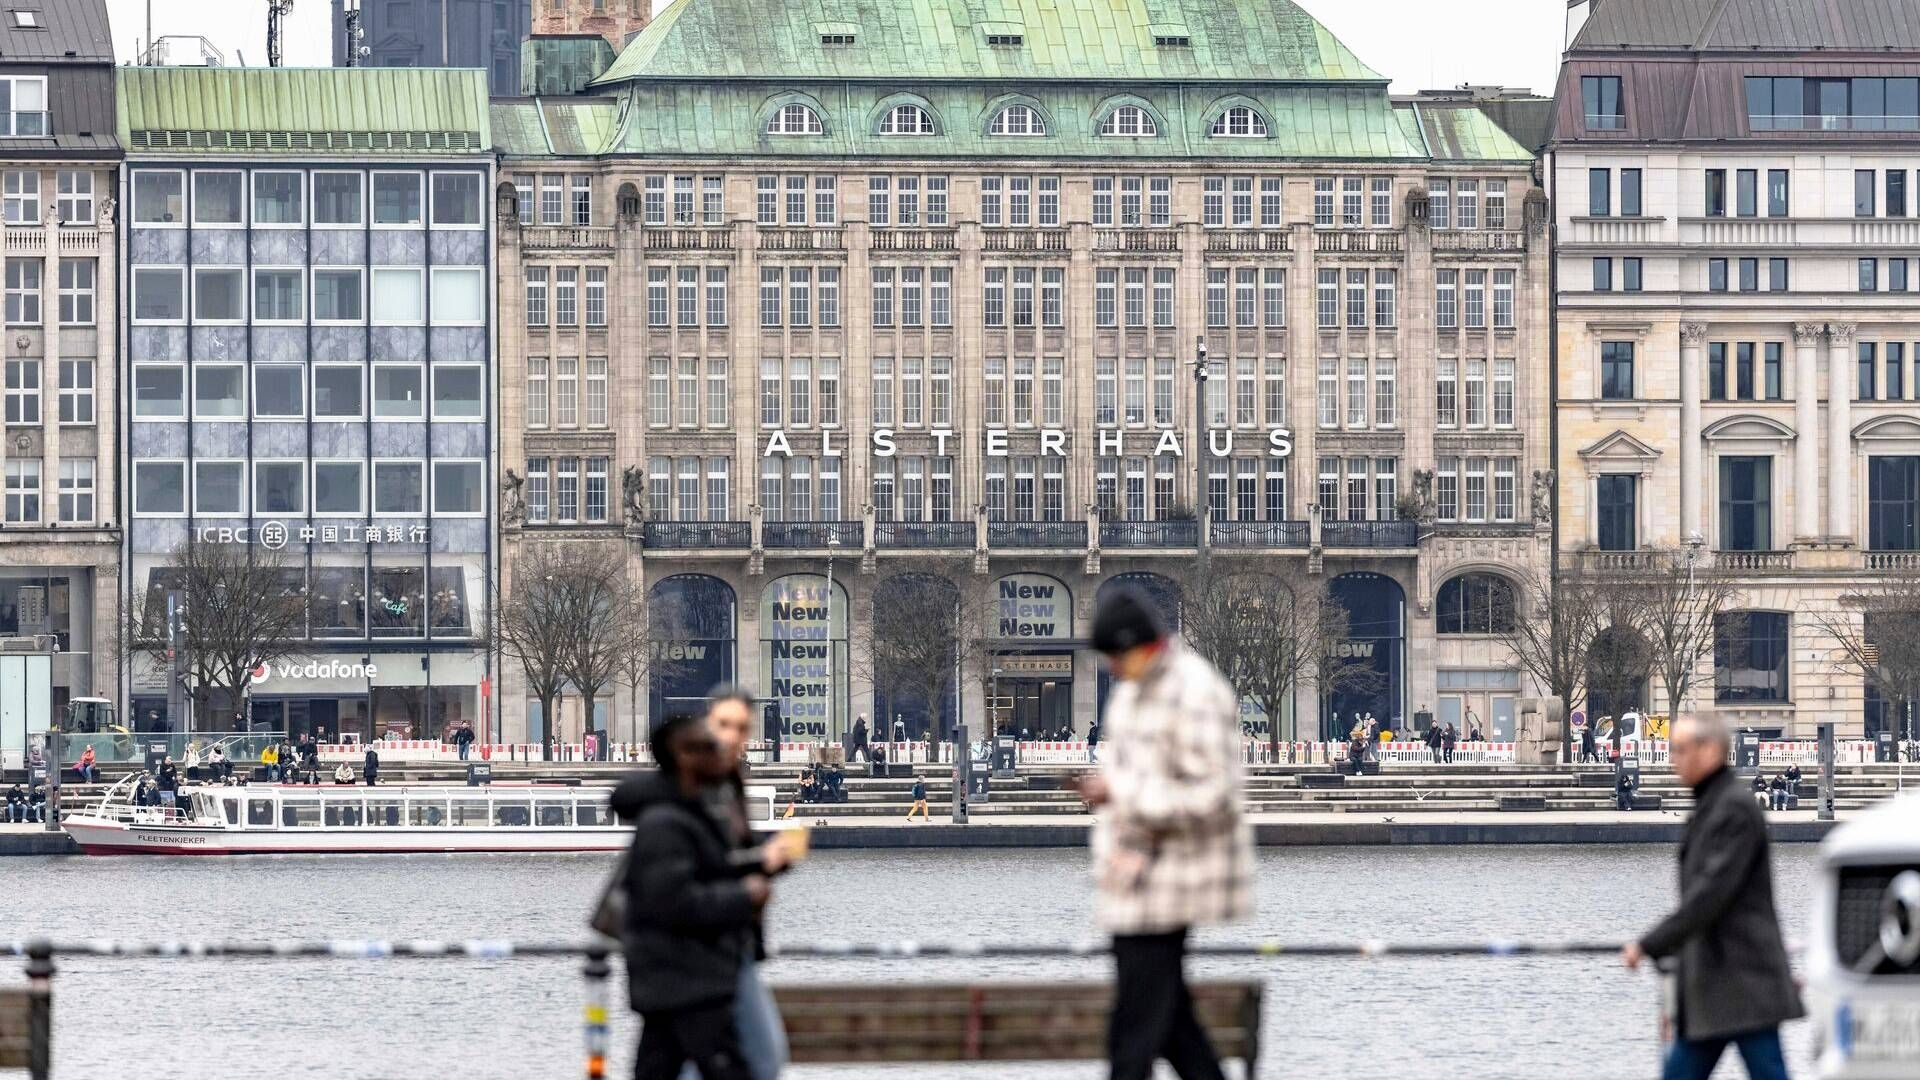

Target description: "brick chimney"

left=531, top=0, right=651, bottom=52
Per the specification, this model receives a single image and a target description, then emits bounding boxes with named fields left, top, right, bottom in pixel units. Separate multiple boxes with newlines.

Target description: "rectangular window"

left=1493, top=358, right=1515, bottom=428
left=1595, top=476, right=1636, bottom=547
left=1861, top=258, right=1879, bottom=292
left=1, top=169, right=37, bottom=225
left=1718, top=456, right=1773, bottom=551
left=1709, top=258, right=1729, bottom=292
left=1263, top=268, right=1286, bottom=327
left=1736, top=169, right=1758, bottom=217
left=1768, top=258, right=1787, bottom=292
left=1317, top=269, right=1338, bottom=328
left=1582, top=75, right=1624, bottom=129
left=676, top=267, right=699, bottom=327
left=1593, top=258, right=1613, bottom=292
left=1463, top=359, right=1486, bottom=427
left=54, top=358, right=91, bottom=425
left=1372, top=176, right=1394, bottom=226
left=708, top=358, right=731, bottom=427
left=871, top=267, right=894, bottom=327
left=583, top=357, right=608, bottom=427
left=1767, top=169, right=1790, bottom=216
left=1313, top=178, right=1334, bottom=227
left=1436, top=358, right=1458, bottom=428
left=1620, top=169, right=1642, bottom=217
left=1374, top=358, right=1396, bottom=428
left=1317, top=359, right=1338, bottom=429
left=430, top=173, right=481, bottom=226
left=983, top=268, right=1004, bottom=328
left=820, top=268, right=841, bottom=327
left=55, top=258, right=93, bottom=326
left=1588, top=169, right=1610, bottom=217
left=647, top=358, right=670, bottom=427
left=1705, top=169, right=1727, bottom=217
left=553, top=267, right=577, bottom=326
left=370, top=267, right=425, bottom=324
left=524, top=267, right=548, bottom=326
left=1435, top=270, right=1457, bottom=328
left=815, top=175, right=837, bottom=224
left=1492, top=270, right=1514, bottom=329
left=1345, top=270, right=1366, bottom=329
left=0, top=358, right=35, bottom=423
left=1857, top=169, right=1877, bottom=217
left=54, top=169, right=92, bottom=224
left=1600, top=341, right=1634, bottom=400
left=253, top=171, right=303, bottom=225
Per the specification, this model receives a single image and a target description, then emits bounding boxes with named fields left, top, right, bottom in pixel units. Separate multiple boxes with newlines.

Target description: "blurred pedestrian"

left=906, top=777, right=929, bottom=822
left=1442, top=723, right=1458, bottom=764
left=364, top=743, right=381, bottom=786
left=849, top=714, right=870, bottom=763
left=1623, top=713, right=1801, bottom=1080
left=1073, top=589, right=1251, bottom=1080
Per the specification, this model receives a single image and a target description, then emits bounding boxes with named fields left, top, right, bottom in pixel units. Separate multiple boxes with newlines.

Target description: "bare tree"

left=1811, top=571, right=1920, bottom=743
left=493, top=541, right=634, bottom=748
left=1504, top=568, right=1610, bottom=757
left=615, top=600, right=687, bottom=745
left=1629, top=550, right=1742, bottom=718
left=125, top=540, right=307, bottom=727
left=850, top=557, right=993, bottom=740
left=1179, top=555, right=1354, bottom=755
left=556, top=543, right=642, bottom=749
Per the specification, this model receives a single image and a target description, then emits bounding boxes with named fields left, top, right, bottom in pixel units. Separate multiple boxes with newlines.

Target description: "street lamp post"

left=826, top=530, right=840, bottom=749
left=1194, top=337, right=1210, bottom=539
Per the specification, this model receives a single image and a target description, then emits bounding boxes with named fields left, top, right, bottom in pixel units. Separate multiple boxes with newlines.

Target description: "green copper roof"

left=1409, top=104, right=1532, bottom=164
left=492, top=100, right=621, bottom=158
left=117, top=67, right=491, bottom=152
left=607, top=81, right=1424, bottom=159
left=594, top=0, right=1382, bottom=86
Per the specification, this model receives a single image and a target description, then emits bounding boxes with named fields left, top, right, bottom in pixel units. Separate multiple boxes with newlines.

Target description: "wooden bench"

left=775, top=981, right=1260, bottom=1074
left=1, top=984, right=49, bottom=1079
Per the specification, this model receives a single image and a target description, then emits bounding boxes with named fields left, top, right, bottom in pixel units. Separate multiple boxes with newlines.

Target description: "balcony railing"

left=1712, top=550, right=1793, bottom=572
left=1099, top=519, right=1198, bottom=548
left=2, top=227, right=105, bottom=256
left=1096, top=229, right=1181, bottom=254
left=759, top=228, right=844, bottom=252
left=522, top=226, right=615, bottom=253
left=870, top=229, right=957, bottom=252
left=982, top=229, right=1069, bottom=253
left=642, top=521, right=751, bottom=550
left=1867, top=551, right=1920, bottom=572
left=1321, top=519, right=1417, bottom=548
left=1211, top=520, right=1311, bottom=548
left=1, top=111, right=49, bottom=138
left=988, top=520, right=1088, bottom=549
left=762, top=520, right=862, bottom=549
left=1314, top=230, right=1402, bottom=255
left=1205, top=230, right=1291, bottom=254
left=643, top=228, right=733, bottom=252
left=1432, top=229, right=1526, bottom=253
left=1564, top=549, right=1668, bottom=573
left=875, top=520, right=975, bottom=548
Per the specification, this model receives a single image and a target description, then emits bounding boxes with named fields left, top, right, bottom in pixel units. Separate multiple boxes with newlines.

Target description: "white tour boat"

left=62, top=775, right=778, bottom=856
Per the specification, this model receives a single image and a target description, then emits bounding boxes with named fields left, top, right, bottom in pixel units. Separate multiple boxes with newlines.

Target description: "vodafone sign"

left=251, top=659, right=380, bottom=686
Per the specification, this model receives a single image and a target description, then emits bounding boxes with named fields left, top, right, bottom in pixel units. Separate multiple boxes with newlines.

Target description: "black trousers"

left=634, top=1000, right=750, bottom=1080
left=1109, top=930, right=1226, bottom=1080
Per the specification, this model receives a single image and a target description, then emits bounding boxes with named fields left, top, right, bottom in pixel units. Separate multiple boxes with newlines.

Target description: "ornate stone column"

left=1679, top=322, right=1707, bottom=542
left=1827, top=323, right=1856, bottom=543
left=1793, top=323, right=1824, bottom=544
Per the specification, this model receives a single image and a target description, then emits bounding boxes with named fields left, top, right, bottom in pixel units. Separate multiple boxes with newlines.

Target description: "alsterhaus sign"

left=759, top=426, right=1294, bottom=459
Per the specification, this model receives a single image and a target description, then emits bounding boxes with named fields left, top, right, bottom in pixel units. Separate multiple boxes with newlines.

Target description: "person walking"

left=1072, top=589, right=1251, bottom=1080
left=613, top=712, right=774, bottom=1080
left=1086, top=718, right=1101, bottom=763
left=905, top=776, right=930, bottom=822
left=1423, top=723, right=1442, bottom=763
left=363, top=743, right=381, bottom=786
left=849, top=715, right=870, bottom=763
left=157, top=757, right=180, bottom=811
left=1442, top=723, right=1458, bottom=765
left=1623, top=713, right=1802, bottom=1080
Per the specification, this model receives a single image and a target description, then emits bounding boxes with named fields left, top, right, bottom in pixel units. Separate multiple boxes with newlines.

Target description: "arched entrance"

left=1325, top=572, right=1406, bottom=740
left=870, top=573, right=959, bottom=739
left=987, top=573, right=1073, bottom=736
left=647, top=574, right=737, bottom=726
left=1586, top=624, right=1650, bottom=728
left=1095, top=572, right=1182, bottom=721
left=759, top=574, right=848, bottom=742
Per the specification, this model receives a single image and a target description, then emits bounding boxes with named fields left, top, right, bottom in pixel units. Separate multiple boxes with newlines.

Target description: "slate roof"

left=117, top=68, right=493, bottom=153
left=0, top=0, right=113, bottom=64
left=594, top=0, right=1383, bottom=86
left=1573, top=0, right=1920, bottom=52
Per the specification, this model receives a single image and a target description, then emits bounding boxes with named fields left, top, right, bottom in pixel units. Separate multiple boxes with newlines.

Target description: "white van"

left=1807, top=794, right=1920, bottom=1078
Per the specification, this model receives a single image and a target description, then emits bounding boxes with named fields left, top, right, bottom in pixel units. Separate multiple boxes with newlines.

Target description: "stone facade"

left=492, top=3, right=1553, bottom=745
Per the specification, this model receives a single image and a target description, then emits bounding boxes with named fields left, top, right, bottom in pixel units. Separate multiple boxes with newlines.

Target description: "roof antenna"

left=267, top=0, right=295, bottom=68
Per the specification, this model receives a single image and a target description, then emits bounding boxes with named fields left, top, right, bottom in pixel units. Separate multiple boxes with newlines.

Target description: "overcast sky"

left=107, top=0, right=1571, bottom=94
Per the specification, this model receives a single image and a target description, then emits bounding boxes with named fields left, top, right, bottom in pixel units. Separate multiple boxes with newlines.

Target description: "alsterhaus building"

left=118, top=68, right=496, bottom=742
left=491, top=0, right=1553, bottom=747
left=1552, top=0, right=1920, bottom=738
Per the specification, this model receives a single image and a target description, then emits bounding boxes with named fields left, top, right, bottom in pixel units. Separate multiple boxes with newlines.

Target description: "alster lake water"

left=9, top=843, right=1821, bottom=1079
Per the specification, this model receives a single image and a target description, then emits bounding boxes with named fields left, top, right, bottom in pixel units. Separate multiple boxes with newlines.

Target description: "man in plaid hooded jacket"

left=1074, top=587, right=1254, bottom=1080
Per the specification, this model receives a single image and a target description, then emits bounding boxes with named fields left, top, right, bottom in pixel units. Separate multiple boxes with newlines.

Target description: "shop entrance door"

left=1439, top=692, right=1516, bottom=740
left=1004, top=679, right=1071, bottom=736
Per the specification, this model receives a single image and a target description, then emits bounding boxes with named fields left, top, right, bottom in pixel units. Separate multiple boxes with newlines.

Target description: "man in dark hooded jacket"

left=612, top=714, right=769, bottom=1080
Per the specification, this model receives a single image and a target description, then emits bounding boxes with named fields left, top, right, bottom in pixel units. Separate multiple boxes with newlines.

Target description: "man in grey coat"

left=1623, top=713, right=1802, bottom=1080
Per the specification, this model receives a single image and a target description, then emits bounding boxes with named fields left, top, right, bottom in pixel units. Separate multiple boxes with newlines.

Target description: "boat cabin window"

left=281, top=801, right=323, bottom=828
left=576, top=803, right=611, bottom=827
left=193, top=793, right=222, bottom=819
left=222, top=798, right=240, bottom=825
left=323, top=799, right=363, bottom=826
left=743, top=793, right=774, bottom=822
left=248, top=799, right=275, bottom=826
left=409, top=800, right=447, bottom=827
left=451, top=799, right=490, bottom=827
left=535, top=802, right=569, bottom=827
left=492, top=801, right=532, bottom=827
left=366, top=798, right=403, bottom=826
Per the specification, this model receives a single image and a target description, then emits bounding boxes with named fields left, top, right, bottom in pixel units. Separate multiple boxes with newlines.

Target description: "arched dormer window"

left=1099, top=105, right=1158, bottom=137
left=988, top=104, right=1046, bottom=136
left=766, top=103, right=824, bottom=135
left=877, top=104, right=937, bottom=135
left=1210, top=105, right=1268, bottom=138
left=1436, top=573, right=1518, bottom=635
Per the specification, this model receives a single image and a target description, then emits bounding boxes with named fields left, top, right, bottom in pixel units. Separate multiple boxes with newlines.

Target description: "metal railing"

left=1211, top=520, right=1311, bottom=548
left=1321, top=519, right=1418, bottom=548
left=762, top=520, right=862, bottom=549
left=988, top=520, right=1088, bottom=549
left=54, top=730, right=287, bottom=767
left=1098, top=519, right=1198, bottom=548
left=641, top=521, right=751, bottom=549
left=874, top=520, right=975, bottom=548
